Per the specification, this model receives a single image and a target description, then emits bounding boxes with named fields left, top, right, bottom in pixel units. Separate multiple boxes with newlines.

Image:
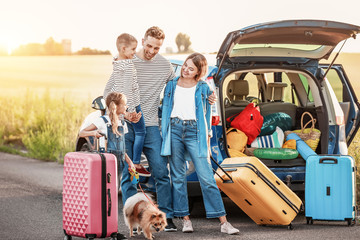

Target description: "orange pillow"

left=282, top=139, right=296, bottom=150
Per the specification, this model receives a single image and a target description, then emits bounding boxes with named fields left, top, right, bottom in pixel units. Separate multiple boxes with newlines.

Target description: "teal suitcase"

left=305, top=155, right=356, bottom=225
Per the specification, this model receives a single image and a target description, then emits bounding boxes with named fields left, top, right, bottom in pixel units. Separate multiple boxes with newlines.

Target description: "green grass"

left=0, top=89, right=91, bottom=162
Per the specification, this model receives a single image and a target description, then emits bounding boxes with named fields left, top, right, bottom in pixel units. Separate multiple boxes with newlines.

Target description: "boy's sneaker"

left=182, top=219, right=194, bottom=233
left=135, top=165, right=151, bottom=177
left=165, top=218, right=177, bottom=232
left=221, top=222, right=239, bottom=235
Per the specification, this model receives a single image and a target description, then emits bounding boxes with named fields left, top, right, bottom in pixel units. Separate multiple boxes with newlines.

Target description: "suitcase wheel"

left=287, top=223, right=294, bottom=230
left=346, top=218, right=355, bottom=227
left=64, top=236, right=72, bottom=240
left=306, top=217, right=313, bottom=225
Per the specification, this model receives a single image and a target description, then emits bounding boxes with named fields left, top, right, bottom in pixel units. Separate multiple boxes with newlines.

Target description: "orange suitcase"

left=214, top=157, right=302, bottom=229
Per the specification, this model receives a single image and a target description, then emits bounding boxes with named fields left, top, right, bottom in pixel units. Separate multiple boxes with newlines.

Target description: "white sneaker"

left=182, top=219, right=194, bottom=233
left=221, top=222, right=239, bottom=235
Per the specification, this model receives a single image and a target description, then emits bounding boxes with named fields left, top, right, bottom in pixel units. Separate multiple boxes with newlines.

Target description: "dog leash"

left=129, top=168, right=159, bottom=210
left=137, top=182, right=159, bottom=210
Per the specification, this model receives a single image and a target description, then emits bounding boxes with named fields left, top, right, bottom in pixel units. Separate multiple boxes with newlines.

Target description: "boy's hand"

left=129, top=112, right=141, bottom=123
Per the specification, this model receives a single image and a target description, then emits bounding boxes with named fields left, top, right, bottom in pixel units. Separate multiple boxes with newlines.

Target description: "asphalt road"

left=0, top=152, right=359, bottom=240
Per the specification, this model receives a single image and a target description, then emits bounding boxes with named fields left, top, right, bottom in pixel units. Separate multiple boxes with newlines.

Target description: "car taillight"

left=335, top=115, right=345, bottom=126
left=212, top=116, right=220, bottom=126
left=206, top=76, right=221, bottom=126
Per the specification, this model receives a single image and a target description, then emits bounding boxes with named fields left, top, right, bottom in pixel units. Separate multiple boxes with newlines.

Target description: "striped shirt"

left=133, top=54, right=175, bottom=126
left=103, top=58, right=140, bottom=113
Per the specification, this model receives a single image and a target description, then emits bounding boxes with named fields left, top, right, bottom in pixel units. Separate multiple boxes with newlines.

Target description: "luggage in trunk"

left=305, top=155, right=356, bottom=225
left=63, top=152, right=119, bottom=239
left=214, top=157, right=302, bottom=229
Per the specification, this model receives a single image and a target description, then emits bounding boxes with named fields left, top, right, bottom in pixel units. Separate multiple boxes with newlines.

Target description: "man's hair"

left=144, top=26, right=165, bottom=40
left=116, top=33, right=137, bottom=52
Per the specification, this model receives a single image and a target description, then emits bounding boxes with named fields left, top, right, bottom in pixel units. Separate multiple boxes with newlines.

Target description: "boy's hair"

left=144, top=26, right=165, bottom=40
left=105, top=92, right=126, bottom=135
left=116, top=33, right=137, bottom=52
left=183, top=53, right=208, bottom=81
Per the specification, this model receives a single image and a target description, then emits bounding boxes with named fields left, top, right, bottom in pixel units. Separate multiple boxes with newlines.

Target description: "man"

left=114, top=26, right=178, bottom=231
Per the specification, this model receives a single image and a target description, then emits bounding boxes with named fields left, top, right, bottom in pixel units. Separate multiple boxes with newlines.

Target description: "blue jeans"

left=170, top=117, right=226, bottom=218
left=121, top=124, right=173, bottom=218
left=130, top=105, right=146, bottom=164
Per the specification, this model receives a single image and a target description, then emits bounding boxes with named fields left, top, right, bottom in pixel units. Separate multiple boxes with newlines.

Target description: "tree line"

left=3, top=33, right=193, bottom=56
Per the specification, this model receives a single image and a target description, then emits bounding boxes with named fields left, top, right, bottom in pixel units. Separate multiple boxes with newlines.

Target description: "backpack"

left=227, top=103, right=263, bottom=145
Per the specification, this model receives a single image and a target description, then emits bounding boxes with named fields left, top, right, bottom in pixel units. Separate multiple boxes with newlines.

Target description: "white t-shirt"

left=170, top=85, right=196, bottom=120
left=92, top=115, right=128, bottom=138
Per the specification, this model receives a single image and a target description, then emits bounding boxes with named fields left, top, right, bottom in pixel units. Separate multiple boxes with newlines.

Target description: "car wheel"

left=80, top=143, right=91, bottom=152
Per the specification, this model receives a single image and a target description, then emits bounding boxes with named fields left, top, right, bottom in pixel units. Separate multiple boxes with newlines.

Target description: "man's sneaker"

left=182, top=219, right=194, bottom=233
left=135, top=165, right=151, bottom=177
left=164, top=218, right=177, bottom=232
left=220, top=222, right=239, bottom=235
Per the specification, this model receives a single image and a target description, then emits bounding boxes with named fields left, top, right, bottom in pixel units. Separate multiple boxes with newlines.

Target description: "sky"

left=1, top=0, right=360, bottom=55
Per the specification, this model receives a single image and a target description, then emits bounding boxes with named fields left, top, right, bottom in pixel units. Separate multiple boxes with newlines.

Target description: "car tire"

left=79, top=143, right=91, bottom=152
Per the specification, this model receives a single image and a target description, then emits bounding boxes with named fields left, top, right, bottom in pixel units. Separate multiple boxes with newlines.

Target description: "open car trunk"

left=220, top=66, right=331, bottom=191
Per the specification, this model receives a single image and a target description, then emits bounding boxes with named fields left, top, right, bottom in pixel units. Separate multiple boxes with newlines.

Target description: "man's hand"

left=208, top=92, right=217, bottom=105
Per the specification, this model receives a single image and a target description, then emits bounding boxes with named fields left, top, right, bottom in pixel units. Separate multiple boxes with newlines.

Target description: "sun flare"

left=0, top=36, right=20, bottom=55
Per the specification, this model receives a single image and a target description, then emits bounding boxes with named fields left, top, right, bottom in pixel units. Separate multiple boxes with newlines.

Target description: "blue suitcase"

left=305, top=155, right=356, bottom=225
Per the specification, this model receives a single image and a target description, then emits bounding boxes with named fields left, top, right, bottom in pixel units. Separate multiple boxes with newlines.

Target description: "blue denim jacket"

left=160, top=76, right=212, bottom=157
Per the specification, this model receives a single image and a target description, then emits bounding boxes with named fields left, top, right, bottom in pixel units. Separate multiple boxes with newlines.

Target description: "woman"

left=160, top=53, right=239, bottom=235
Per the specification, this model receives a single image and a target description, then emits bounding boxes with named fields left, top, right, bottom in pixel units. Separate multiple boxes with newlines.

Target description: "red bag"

left=227, top=103, right=263, bottom=145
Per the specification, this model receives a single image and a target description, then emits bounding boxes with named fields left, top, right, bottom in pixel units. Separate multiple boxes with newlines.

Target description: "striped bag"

left=251, top=126, right=284, bottom=148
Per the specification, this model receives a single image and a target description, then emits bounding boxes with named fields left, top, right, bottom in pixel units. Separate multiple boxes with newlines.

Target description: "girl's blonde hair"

left=105, top=92, right=126, bottom=135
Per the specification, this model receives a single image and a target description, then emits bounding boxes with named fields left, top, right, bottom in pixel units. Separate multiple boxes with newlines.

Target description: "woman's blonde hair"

left=183, top=53, right=208, bottom=81
left=105, top=92, right=126, bottom=135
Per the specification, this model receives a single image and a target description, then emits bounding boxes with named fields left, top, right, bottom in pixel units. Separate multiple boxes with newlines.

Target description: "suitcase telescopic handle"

left=210, top=155, right=234, bottom=183
left=93, top=134, right=107, bottom=153
left=319, top=158, right=338, bottom=164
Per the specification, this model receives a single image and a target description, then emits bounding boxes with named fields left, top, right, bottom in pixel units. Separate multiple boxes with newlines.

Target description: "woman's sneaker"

left=220, top=222, right=239, bottom=235
left=135, top=165, right=151, bottom=177
left=182, top=219, right=194, bottom=233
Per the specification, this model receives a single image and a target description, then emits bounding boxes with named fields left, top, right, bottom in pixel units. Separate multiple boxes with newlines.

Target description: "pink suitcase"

left=63, top=152, right=118, bottom=239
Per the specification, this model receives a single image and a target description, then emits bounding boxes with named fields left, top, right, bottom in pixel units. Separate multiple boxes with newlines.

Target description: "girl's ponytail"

left=105, top=92, right=125, bottom=136
left=108, top=101, right=121, bottom=136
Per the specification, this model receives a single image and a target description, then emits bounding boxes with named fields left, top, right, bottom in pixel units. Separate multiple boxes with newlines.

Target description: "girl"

left=160, top=53, right=240, bottom=235
left=79, top=92, right=135, bottom=176
left=103, top=33, right=150, bottom=177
